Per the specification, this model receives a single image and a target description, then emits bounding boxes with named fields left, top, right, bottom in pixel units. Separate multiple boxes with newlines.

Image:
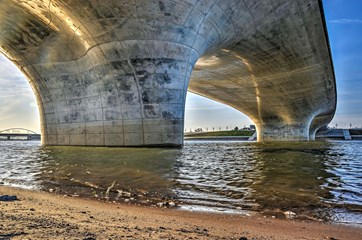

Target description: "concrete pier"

left=0, top=0, right=336, bottom=146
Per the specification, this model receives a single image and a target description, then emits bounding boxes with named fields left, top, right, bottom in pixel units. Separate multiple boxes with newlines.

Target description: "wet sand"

left=0, top=186, right=361, bottom=240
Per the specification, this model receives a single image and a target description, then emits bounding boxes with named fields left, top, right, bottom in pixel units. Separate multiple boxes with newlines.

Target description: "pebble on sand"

left=0, top=195, right=18, bottom=201
left=284, top=211, right=297, bottom=219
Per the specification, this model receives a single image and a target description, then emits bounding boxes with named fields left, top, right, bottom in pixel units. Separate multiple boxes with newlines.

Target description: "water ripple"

left=0, top=140, right=361, bottom=223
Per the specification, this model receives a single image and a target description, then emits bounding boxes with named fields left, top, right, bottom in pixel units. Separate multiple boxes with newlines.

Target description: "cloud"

left=329, top=19, right=362, bottom=24
left=186, top=106, right=230, bottom=111
left=0, top=54, right=40, bottom=132
left=0, top=94, right=33, bottom=98
left=0, top=54, right=34, bottom=97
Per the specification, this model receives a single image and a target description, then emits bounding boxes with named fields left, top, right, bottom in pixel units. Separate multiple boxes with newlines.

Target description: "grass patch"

left=185, top=130, right=255, bottom=137
left=350, top=129, right=362, bottom=135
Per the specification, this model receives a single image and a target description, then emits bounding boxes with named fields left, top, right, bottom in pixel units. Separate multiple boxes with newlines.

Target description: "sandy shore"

left=0, top=186, right=361, bottom=240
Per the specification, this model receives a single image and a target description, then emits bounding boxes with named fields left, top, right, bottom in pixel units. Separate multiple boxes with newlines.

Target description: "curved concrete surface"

left=0, top=0, right=336, bottom=146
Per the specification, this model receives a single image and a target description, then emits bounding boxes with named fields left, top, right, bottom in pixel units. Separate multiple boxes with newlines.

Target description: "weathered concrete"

left=0, top=0, right=336, bottom=146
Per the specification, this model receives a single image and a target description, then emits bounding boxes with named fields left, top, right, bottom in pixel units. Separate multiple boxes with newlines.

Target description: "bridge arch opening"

left=185, top=92, right=255, bottom=134
left=0, top=54, right=41, bottom=136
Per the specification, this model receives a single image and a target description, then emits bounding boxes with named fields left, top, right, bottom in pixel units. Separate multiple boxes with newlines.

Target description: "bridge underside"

left=0, top=0, right=336, bottom=146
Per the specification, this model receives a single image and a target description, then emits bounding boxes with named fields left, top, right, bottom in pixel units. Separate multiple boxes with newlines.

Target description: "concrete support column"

left=309, top=130, right=317, bottom=141
left=308, top=114, right=334, bottom=141
left=32, top=41, right=200, bottom=147
left=257, top=122, right=311, bottom=142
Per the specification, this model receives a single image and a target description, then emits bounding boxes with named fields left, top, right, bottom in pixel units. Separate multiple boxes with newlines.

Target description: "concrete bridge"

left=0, top=0, right=336, bottom=146
left=0, top=128, right=41, bottom=141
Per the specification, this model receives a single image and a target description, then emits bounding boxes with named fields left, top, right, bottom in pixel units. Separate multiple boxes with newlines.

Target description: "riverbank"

left=185, top=130, right=254, bottom=137
left=184, top=129, right=362, bottom=141
left=184, top=130, right=255, bottom=141
left=185, top=136, right=251, bottom=141
left=0, top=186, right=361, bottom=239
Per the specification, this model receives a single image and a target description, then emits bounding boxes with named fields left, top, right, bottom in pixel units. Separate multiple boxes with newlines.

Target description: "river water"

left=0, top=140, right=361, bottom=224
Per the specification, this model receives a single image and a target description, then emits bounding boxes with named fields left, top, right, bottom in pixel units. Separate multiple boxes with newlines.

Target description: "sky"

left=0, top=56, right=40, bottom=132
left=0, top=0, right=361, bottom=133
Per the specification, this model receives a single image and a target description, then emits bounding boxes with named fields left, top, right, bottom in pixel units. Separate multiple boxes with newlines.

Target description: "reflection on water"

left=0, top=140, right=361, bottom=224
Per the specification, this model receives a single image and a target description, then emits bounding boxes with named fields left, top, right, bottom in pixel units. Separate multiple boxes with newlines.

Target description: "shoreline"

left=1, top=186, right=361, bottom=239
left=184, top=128, right=362, bottom=141
left=184, top=136, right=362, bottom=141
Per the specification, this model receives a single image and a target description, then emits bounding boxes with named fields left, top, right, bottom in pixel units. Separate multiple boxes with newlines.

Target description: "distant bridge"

left=0, top=128, right=41, bottom=141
